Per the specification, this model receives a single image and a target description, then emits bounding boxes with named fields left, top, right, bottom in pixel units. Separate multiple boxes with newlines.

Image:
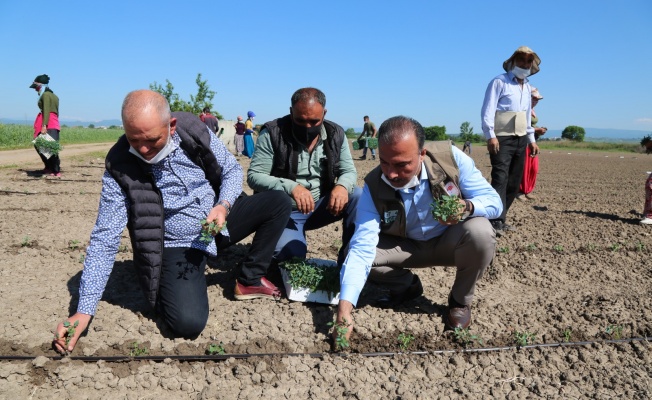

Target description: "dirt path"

left=0, top=142, right=115, bottom=166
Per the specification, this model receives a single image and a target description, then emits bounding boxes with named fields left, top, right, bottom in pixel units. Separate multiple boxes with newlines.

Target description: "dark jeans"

left=274, top=187, right=362, bottom=266
left=489, top=135, right=528, bottom=223
left=34, top=129, right=61, bottom=173
left=158, top=190, right=291, bottom=338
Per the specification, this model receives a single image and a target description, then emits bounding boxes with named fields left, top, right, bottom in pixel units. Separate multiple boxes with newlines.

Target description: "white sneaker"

left=641, top=217, right=652, bottom=225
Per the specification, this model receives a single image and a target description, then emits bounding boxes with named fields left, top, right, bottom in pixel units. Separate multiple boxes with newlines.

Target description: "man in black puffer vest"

left=247, top=87, right=361, bottom=267
left=53, top=90, right=291, bottom=354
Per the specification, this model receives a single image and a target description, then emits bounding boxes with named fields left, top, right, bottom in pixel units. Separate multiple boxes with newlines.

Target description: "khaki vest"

left=364, top=141, right=460, bottom=238
left=494, top=110, right=527, bottom=136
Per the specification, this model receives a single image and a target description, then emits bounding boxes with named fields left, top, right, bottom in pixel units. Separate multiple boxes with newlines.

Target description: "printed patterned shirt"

left=77, top=128, right=242, bottom=315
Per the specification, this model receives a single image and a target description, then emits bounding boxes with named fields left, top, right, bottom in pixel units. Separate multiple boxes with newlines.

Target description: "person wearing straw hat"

left=29, top=74, right=62, bottom=177
left=518, top=87, right=547, bottom=201
left=480, top=46, right=541, bottom=236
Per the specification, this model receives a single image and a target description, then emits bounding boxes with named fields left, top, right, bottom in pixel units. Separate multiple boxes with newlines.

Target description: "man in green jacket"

left=247, top=87, right=361, bottom=269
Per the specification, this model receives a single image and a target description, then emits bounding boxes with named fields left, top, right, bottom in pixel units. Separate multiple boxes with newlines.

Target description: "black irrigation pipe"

left=1, top=337, right=649, bottom=363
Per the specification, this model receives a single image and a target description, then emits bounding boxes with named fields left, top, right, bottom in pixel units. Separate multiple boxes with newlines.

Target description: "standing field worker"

left=247, top=87, right=361, bottom=267
left=234, top=116, right=246, bottom=155
left=518, top=87, right=547, bottom=201
left=332, top=116, right=502, bottom=342
left=242, top=111, right=256, bottom=158
left=30, top=74, right=61, bottom=177
left=199, top=107, right=219, bottom=135
left=357, top=115, right=377, bottom=160
left=481, top=46, right=541, bottom=236
left=642, top=138, right=652, bottom=225
left=52, top=90, right=291, bottom=354
left=462, top=139, right=472, bottom=155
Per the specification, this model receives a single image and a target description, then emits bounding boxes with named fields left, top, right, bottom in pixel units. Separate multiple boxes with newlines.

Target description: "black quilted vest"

left=105, top=111, right=223, bottom=308
left=262, top=115, right=344, bottom=195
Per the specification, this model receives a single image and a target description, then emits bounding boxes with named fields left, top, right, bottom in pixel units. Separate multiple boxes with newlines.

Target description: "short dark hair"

left=364, top=115, right=369, bottom=120
left=378, top=116, right=425, bottom=150
left=202, top=107, right=210, bottom=113
left=291, top=87, right=326, bottom=108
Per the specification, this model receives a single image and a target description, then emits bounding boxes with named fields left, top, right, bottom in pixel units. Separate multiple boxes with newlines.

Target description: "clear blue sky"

left=2, top=1, right=651, bottom=134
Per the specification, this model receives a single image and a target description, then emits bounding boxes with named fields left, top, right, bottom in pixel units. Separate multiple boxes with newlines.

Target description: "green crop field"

left=0, top=124, right=123, bottom=150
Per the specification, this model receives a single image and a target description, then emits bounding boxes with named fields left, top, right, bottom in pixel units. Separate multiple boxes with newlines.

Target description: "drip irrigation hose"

left=1, top=337, right=649, bottom=363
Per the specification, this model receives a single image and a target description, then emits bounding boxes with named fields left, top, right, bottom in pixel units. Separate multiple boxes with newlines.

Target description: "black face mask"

left=292, top=120, right=322, bottom=145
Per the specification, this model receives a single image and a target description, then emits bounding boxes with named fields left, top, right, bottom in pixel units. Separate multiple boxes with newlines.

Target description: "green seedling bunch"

left=583, top=243, right=597, bottom=252
left=281, top=258, right=341, bottom=297
left=33, top=135, right=62, bottom=156
left=635, top=241, right=645, bottom=252
left=118, top=244, right=130, bottom=253
left=525, top=243, right=537, bottom=252
left=129, top=342, right=149, bottom=357
left=430, top=194, right=464, bottom=222
left=553, top=245, right=564, bottom=253
left=68, top=240, right=81, bottom=250
left=514, top=330, right=536, bottom=347
left=199, top=219, right=227, bottom=244
left=453, top=327, right=483, bottom=348
left=206, top=342, right=226, bottom=355
left=397, top=332, right=415, bottom=352
left=609, top=243, right=621, bottom=252
left=498, top=246, right=510, bottom=254
left=605, top=324, right=624, bottom=340
left=328, top=318, right=351, bottom=351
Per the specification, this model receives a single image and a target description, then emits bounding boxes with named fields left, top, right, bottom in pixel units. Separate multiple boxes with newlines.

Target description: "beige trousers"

left=369, top=217, right=496, bottom=305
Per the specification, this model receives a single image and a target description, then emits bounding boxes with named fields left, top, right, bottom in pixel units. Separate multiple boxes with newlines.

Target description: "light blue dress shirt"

left=339, top=146, right=502, bottom=306
left=481, top=71, right=534, bottom=143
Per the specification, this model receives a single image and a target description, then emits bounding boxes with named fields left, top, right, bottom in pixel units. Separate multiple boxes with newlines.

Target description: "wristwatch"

left=460, top=200, right=473, bottom=221
left=217, top=200, right=231, bottom=216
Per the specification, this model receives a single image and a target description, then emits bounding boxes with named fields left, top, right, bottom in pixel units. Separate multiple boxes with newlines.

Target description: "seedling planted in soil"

left=453, top=327, right=483, bottom=348
left=199, top=219, right=227, bottom=244
left=498, top=246, right=510, bottom=254
left=397, top=332, right=415, bottom=352
left=68, top=239, right=81, bottom=250
left=430, top=194, right=464, bottom=222
left=605, top=324, right=624, bottom=340
left=514, top=330, right=536, bottom=347
left=328, top=318, right=351, bottom=352
left=21, top=236, right=32, bottom=247
left=562, top=328, right=572, bottom=343
left=129, top=342, right=149, bottom=357
left=206, top=342, right=226, bottom=355
left=553, top=245, right=564, bottom=253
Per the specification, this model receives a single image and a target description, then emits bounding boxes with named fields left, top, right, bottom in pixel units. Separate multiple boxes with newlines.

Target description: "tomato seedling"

left=430, top=194, right=464, bottom=222
left=199, top=219, right=227, bottom=244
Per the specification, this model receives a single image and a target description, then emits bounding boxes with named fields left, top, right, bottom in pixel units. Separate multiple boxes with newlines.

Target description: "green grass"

left=0, top=124, right=122, bottom=150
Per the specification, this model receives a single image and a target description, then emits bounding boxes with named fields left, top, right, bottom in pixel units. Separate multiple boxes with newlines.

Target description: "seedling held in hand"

left=57, top=320, right=79, bottom=348
left=328, top=317, right=351, bottom=352
left=200, top=219, right=227, bottom=244
left=431, top=195, right=464, bottom=222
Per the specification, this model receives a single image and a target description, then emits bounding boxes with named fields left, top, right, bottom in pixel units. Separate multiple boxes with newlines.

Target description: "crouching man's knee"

left=165, top=311, right=208, bottom=339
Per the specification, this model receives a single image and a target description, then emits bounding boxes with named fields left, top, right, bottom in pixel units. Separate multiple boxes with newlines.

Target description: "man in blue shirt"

left=481, top=46, right=541, bottom=236
left=53, top=90, right=291, bottom=354
left=333, top=116, right=502, bottom=342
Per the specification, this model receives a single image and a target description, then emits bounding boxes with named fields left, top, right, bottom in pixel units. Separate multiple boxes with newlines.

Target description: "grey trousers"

left=368, top=217, right=496, bottom=306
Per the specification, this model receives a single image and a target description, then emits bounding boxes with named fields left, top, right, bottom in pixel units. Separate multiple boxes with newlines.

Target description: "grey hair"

left=121, top=90, right=171, bottom=126
left=377, top=116, right=425, bottom=150
left=290, top=87, right=326, bottom=108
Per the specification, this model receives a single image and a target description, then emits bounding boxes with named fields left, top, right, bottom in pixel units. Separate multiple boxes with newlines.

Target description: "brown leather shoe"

left=446, top=295, right=472, bottom=329
left=376, top=275, right=424, bottom=309
left=234, top=277, right=282, bottom=300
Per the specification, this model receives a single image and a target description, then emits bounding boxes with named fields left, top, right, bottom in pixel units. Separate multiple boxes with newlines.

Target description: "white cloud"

left=635, top=118, right=652, bottom=124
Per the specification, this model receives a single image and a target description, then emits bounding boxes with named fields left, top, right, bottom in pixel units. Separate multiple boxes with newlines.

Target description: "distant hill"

left=544, top=128, right=649, bottom=142
left=1, top=117, right=123, bottom=128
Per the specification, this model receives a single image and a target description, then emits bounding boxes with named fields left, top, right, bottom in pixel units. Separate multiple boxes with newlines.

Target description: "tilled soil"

left=0, top=145, right=650, bottom=398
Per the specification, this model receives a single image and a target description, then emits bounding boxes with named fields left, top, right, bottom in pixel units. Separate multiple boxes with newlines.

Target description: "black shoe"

left=358, top=156, right=366, bottom=160
left=376, top=275, right=424, bottom=309
left=371, top=156, right=376, bottom=160
left=491, top=221, right=504, bottom=237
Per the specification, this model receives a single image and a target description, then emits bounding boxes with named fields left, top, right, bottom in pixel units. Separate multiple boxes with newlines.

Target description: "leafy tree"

left=561, top=125, right=586, bottom=142
left=424, top=125, right=447, bottom=141
left=108, top=125, right=119, bottom=129
left=88, top=124, right=95, bottom=129
left=459, top=122, right=474, bottom=141
left=149, top=73, right=222, bottom=118
left=344, top=128, right=357, bottom=138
